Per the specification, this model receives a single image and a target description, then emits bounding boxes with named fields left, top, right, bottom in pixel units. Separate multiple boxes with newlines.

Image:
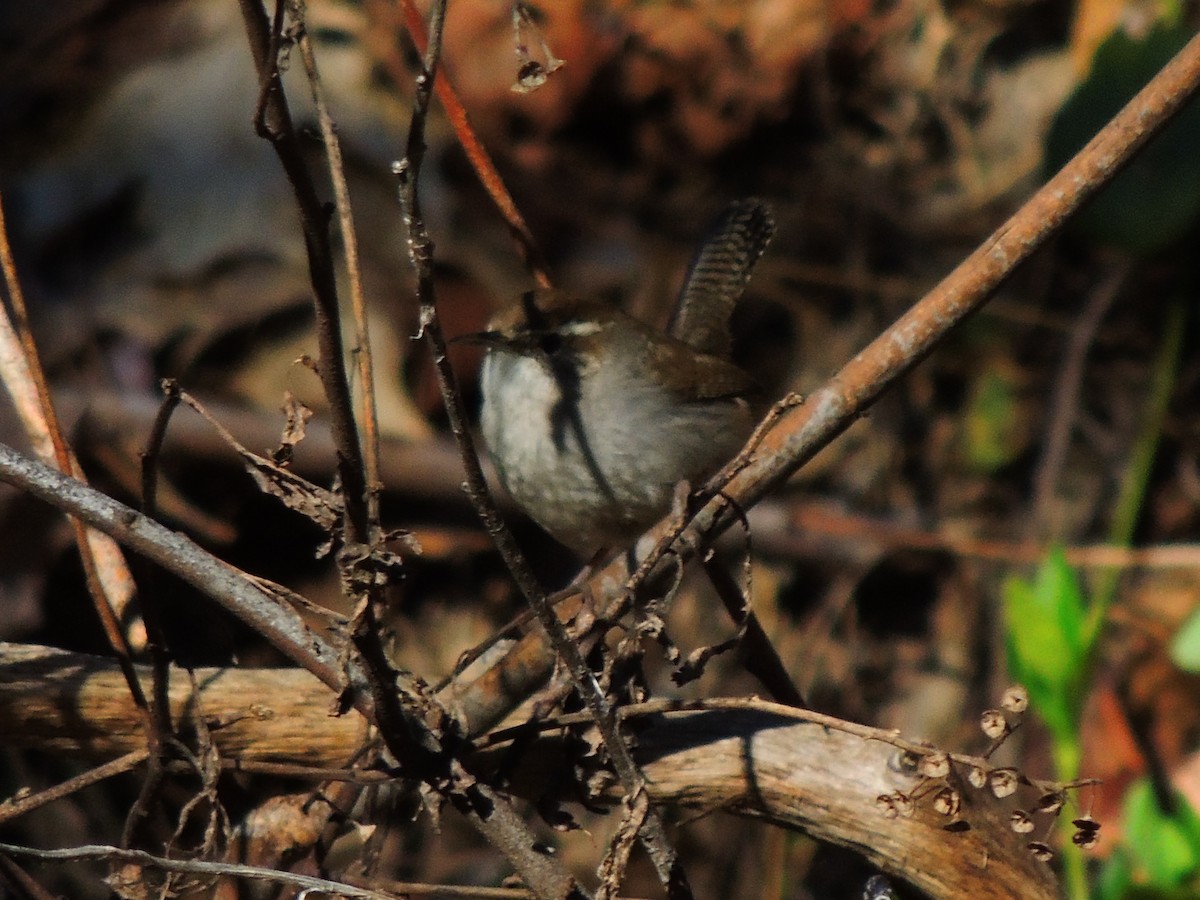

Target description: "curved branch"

left=0, top=643, right=1058, bottom=899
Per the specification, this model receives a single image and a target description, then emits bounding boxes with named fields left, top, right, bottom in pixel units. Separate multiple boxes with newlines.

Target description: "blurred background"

left=1, top=0, right=1200, bottom=896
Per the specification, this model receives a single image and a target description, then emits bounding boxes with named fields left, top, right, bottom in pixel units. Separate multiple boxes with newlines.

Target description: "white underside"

left=480, top=346, right=751, bottom=553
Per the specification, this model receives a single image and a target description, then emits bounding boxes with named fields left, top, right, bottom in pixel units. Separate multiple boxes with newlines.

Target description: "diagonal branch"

left=703, top=27, right=1200, bottom=531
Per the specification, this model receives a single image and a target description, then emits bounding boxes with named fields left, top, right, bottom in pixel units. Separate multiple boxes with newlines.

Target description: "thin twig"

left=1092, top=295, right=1188, bottom=612
left=137, top=376, right=183, bottom=733
left=773, top=499, right=1200, bottom=568
left=122, top=378, right=187, bottom=849
left=345, top=871, right=653, bottom=900
left=0, top=854, right=58, bottom=900
left=364, top=0, right=553, bottom=287
left=0, top=843, right=400, bottom=900
left=292, top=1, right=384, bottom=531
left=481, top=695, right=1099, bottom=788
left=700, top=554, right=806, bottom=708
left=236, top=0, right=371, bottom=545
left=220, top=760, right=394, bottom=783
left=0, top=751, right=149, bottom=826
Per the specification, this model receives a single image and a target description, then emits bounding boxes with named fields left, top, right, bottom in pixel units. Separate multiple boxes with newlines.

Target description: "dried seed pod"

left=876, top=791, right=916, bottom=819
left=1027, top=841, right=1055, bottom=862
left=966, top=765, right=988, bottom=789
left=890, top=750, right=921, bottom=774
left=989, top=767, right=1020, bottom=798
left=933, top=787, right=961, bottom=817
left=1072, top=816, right=1101, bottom=849
left=1001, top=685, right=1029, bottom=713
left=1010, top=810, right=1035, bottom=833
left=980, top=709, right=1009, bottom=739
left=919, top=752, right=951, bottom=780
left=1035, top=791, right=1065, bottom=814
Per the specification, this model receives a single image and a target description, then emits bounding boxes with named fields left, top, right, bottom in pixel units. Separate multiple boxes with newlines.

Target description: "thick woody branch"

left=0, top=643, right=1057, bottom=900
left=0, top=643, right=365, bottom=767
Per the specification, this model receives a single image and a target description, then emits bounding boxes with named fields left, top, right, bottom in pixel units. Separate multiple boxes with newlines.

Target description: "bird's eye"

left=538, top=332, right=563, bottom=355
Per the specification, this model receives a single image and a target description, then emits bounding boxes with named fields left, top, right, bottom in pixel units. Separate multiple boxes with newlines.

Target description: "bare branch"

left=291, top=1, right=385, bottom=529
left=0, top=442, right=368, bottom=707
left=0, top=644, right=1062, bottom=899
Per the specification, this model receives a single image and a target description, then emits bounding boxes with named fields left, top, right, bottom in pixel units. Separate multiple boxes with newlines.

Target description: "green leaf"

left=1123, top=779, right=1200, bottom=887
left=1095, top=848, right=1133, bottom=900
left=1169, top=607, right=1200, bottom=672
left=1003, top=548, right=1093, bottom=741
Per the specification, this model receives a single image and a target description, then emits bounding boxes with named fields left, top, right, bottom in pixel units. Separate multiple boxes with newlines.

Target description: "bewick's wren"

left=476, top=199, right=774, bottom=555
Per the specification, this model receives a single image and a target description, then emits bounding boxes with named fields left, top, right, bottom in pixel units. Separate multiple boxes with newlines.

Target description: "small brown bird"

left=476, top=200, right=774, bottom=555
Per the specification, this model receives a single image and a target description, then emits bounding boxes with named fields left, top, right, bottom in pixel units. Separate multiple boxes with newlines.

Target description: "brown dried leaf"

left=180, top=390, right=342, bottom=531
left=272, top=390, right=313, bottom=466
left=244, top=455, right=342, bottom=532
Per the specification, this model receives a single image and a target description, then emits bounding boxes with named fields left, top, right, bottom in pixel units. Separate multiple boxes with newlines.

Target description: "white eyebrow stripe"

left=556, top=320, right=603, bottom=337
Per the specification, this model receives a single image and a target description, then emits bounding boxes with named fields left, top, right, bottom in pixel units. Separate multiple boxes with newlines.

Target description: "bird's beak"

left=449, top=329, right=504, bottom=347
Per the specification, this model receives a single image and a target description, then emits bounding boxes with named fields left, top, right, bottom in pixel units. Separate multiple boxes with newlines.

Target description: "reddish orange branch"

left=367, top=0, right=553, bottom=289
